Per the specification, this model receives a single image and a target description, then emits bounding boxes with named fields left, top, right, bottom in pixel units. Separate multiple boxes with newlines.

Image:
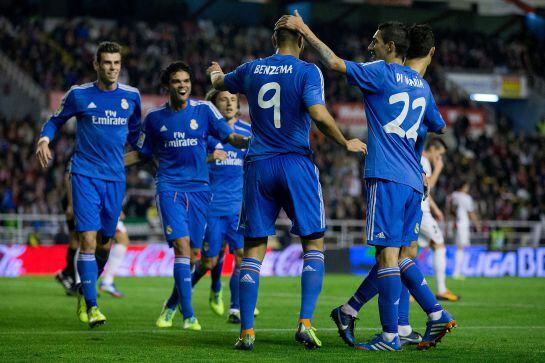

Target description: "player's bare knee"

left=231, top=249, right=243, bottom=267
left=377, top=246, right=399, bottom=268
left=243, top=237, right=267, bottom=261
left=432, top=242, right=444, bottom=251
left=399, top=243, right=418, bottom=260
left=79, top=232, right=97, bottom=252
left=172, top=237, right=191, bottom=257
left=301, top=231, right=324, bottom=252
left=203, top=257, right=217, bottom=270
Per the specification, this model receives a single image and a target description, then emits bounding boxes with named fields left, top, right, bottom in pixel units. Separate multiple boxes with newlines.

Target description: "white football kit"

left=418, top=156, right=444, bottom=247
left=450, top=191, right=475, bottom=246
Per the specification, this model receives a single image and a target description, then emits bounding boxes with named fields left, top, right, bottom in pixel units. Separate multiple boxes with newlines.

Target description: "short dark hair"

left=205, top=89, right=240, bottom=109
left=377, top=21, right=410, bottom=58
left=406, top=23, right=435, bottom=59
left=454, top=178, right=470, bottom=190
left=274, top=28, right=300, bottom=47
left=425, top=137, right=447, bottom=151
left=95, top=41, right=122, bottom=63
left=160, top=61, right=192, bottom=86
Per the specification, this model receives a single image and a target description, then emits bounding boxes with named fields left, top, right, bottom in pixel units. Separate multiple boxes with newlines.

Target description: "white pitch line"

left=2, top=326, right=545, bottom=336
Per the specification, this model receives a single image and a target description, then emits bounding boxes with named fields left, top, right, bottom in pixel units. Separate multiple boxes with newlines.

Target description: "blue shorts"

left=240, top=154, right=326, bottom=238
left=71, top=173, right=125, bottom=238
left=156, top=190, right=211, bottom=248
left=365, top=178, right=423, bottom=248
left=202, top=214, right=244, bottom=258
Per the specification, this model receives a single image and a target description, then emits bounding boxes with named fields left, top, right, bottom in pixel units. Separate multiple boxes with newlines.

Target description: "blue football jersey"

left=208, top=119, right=251, bottom=217
left=137, top=99, right=233, bottom=193
left=223, top=54, right=325, bottom=161
left=40, top=82, right=141, bottom=182
left=345, top=60, right=445, bottom=193
left=414, top=122, right=430, bottom=158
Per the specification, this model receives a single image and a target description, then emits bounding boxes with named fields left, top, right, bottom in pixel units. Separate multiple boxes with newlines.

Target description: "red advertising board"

left=49, top=92, right=486, bottom=129
left=0, top=244, right=234, bottom=277
left=0, top=244, right=308, bottom=278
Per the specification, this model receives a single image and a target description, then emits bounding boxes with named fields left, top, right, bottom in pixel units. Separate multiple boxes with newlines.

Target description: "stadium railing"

left=0, top=214, right=543, bottom=249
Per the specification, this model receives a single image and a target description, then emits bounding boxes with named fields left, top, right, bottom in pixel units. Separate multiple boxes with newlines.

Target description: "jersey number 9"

left=258, top=82, right=281, bottom=128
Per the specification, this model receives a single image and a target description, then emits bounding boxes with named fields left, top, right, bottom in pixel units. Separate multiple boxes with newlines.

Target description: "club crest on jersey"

left=121, top=98, right=129, bottom=110
left=137, top=133, right=145, bottom=148
left=166, top=225, right=172, bottom=235
left=415, top=223, right=420, bottom=234
left=190, top=119, right=199, bottom=130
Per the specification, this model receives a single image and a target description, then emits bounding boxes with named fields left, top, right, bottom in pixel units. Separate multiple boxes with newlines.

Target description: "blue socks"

left=239, top=258, right=261, bottom=331
left=376, top=267, right=402, bottom=334
left=191, top=260, right=205, bottom=287
left=95, top=248, right=109, bottom=277
left=399, top=258, right=442, bottom=315
left=211, top=256, right=224, bottom=293
left=174, top=256, right=194, bottom=319
left=165, top=284, right=179, bottom=310
left=230, top=266, right=240, bottom=310
left=299, top=250, right=324, bottom=321
left=77, top=252, right=98, bottom=310
left=347, top=264, right=378, bottom=312
left=398, top=285, right=410, bottom=327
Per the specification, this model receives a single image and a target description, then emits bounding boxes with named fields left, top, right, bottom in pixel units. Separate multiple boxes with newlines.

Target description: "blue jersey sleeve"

left=303, top=64, right=326, bottom=108
left=137, top=114, right=154, bottom=158
left=127, top=93, right=142, bottom=150
left=344, top=60, right=386, bottom=94
left=207, top=137, right=220, bottom=154
left=205, top=102, right=233, bottom=142
left=40, top=88, right=78, bottom=141
left=223, top=62, right=250, bottom=94
left=424, top=94, right=446, bottom=133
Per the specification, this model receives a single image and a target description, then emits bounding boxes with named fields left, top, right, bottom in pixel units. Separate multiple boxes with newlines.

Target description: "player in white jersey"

left=100, top=211, right=130, bottom=297
left=449, top=180, right=480, bottom=279
left=418, top=139, right=460, bottom=301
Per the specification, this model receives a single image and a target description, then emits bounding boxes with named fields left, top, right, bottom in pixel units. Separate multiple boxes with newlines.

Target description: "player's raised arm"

left=275, top=10, right=346, bottom=74
left=207, top=62, right=228, bottom=91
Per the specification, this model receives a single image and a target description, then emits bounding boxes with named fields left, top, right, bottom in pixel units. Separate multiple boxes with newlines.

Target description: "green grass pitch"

left=2, top=275, right=545, bottom=362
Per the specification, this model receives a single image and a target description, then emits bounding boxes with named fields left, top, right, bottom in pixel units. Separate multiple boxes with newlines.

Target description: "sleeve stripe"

left=361, top=60, right=385, bottom=67
left=313, top=64, right=325, bottom=102
left=118, top=83, right=141, bottom=94
left=205, top=101, right=223, bottom=119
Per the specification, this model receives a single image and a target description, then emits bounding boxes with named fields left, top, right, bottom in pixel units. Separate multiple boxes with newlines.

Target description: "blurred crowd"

left=1, top=16, right=544, bottom=105
left=0, top=16, right=545, bottom=223
left=1, top=112, right=544, bottom=223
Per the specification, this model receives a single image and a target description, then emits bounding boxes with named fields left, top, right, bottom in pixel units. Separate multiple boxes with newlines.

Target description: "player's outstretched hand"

left=206, top=62, right=223, bottom=77
left=213, top=150, right=228, bottom=161
left=36, top=139, right=52, bottom=169
left=346, top=138, right=367, bottom=154
left=274, top=9, right=306, bottom=34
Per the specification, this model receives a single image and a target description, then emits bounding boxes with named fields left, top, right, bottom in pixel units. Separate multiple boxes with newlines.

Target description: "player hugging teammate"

left=39, top=12, right=458, bottom=354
